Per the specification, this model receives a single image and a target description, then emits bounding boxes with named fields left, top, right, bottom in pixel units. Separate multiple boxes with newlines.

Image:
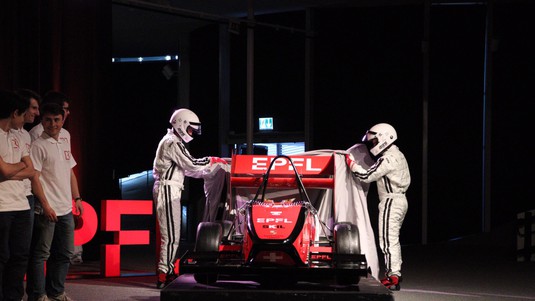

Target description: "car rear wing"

left=230, top=154, right=335, bottom=189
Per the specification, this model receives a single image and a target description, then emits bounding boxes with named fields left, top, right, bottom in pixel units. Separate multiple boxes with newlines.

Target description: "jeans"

left=0, top=209, right=32, bottom=301
left=26, top=213, right=74, bottom=299
left=27, top=194, right=35, bottom=229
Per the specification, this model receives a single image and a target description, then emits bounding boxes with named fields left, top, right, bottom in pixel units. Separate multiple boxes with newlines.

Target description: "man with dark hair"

left=14, top=89, right=41, bottom=130
left=27, top=90, right=83, bottom=264
left=13, top=88, right=41, bottom=219
left=0, top=89, right=35, bottom=301
left=26, top=102, right=83, bottom=301
left=29, top=91, right=70, bottom=142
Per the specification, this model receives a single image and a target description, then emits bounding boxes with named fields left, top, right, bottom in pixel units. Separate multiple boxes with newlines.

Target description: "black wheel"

left=334, top=222, right=361, bottom=285
left=193, top=222, right=222, bottom=285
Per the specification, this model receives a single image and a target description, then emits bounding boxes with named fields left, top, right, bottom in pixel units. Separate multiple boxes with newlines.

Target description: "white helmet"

left=169, top=108, right=201, bottom=143
left=362, top=123, right=397, bottom=156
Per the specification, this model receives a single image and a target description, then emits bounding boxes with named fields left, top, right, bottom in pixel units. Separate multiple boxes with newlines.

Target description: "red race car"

left=180, top=154, right=369, bottom=286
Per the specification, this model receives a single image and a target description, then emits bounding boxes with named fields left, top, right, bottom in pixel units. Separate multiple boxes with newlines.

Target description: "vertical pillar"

left=421, top=0, right=430, bottom=245
left=246, top=0, right=255, bottom=154
left=178, top=32, right=191, bottom=109
left=482, top=0, right=494, bottom=233
left=304, top=8, right=314, bottom=151
left=219, top=24, right=231, bottom=157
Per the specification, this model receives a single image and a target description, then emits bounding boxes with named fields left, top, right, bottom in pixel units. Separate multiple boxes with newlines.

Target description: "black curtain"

left=1, top=0, right=115, bottom=259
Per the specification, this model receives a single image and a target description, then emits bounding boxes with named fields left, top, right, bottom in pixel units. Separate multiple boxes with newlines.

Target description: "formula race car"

left=179, top=154, right=369, bottom=286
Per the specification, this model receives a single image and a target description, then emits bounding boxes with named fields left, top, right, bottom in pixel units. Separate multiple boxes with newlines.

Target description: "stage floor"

left=161, top=274, right=393, bottom=301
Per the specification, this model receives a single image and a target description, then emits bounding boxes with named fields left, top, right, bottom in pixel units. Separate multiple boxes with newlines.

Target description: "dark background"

left=1, top=0, right=534, bottom=262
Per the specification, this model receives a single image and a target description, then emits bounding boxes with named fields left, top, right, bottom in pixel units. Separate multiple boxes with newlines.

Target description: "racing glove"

left=210, top=157, right=228, bottom=165
left=345, top=154, right=356, bottom=172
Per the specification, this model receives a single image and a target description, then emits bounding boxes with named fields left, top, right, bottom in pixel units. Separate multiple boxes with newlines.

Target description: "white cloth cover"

left=300, top=145, right=379, bottom=278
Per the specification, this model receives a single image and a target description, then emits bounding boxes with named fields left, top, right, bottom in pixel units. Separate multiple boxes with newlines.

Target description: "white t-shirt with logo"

left=0, top=128, right=29, bottom=212
left=30, top=132, right=76, bottom=216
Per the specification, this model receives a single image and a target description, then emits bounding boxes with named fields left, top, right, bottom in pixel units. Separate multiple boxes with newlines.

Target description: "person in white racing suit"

left=152, top=108, right=228, bottom=289
left=345, top=123, right=410, bottom=291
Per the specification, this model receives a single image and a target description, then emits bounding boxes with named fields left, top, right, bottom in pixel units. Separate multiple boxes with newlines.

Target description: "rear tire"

left=193, top=222, right=222, bottom=285
left=334, top=222, right=361, bottom=285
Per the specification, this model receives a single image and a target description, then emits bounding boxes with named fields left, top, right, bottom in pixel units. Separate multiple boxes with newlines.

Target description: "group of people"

left=152, top=108, right=411, bottom=291
left=1, top=88, right=82, bottom=301
left=2, top=91, right=409, bottom=299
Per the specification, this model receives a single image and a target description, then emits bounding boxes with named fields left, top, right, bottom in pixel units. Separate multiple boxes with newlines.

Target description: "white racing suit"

left=348, top=145, right=410, bottom=277
left=152, top=129, right=228, bottom=275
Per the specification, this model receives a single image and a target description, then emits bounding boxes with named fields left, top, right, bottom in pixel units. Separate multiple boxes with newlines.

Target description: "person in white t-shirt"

left=26, top=102, right=83, bottom=301
left=13, top=89, right=41, bottom=220
left=28, top=91, right=83, bottom=266
left=0, top=89, right=35, bottom=301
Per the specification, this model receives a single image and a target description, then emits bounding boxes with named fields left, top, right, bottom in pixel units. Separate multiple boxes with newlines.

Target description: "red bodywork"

left=180, top=154, right=368, bottom=284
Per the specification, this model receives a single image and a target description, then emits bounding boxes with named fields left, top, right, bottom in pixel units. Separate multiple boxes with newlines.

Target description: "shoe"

left=157, top=272, right=178, bottom=289
left=70, top=255, right=83, bottom=265
left=381, top=275, right=402, bottom=291
left=48, top=292, right=74, bottom=301
left=36, top=295, right=50, bottom=301
left=157, top=272, right=167, bottom=289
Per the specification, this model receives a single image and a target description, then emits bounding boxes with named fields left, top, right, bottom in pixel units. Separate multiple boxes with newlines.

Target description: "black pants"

left=0, top=209, right=32, bottom=301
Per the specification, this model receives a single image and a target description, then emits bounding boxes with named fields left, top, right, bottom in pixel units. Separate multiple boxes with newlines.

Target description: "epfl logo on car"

left=250, top=157, right=322, bottom=172
left=257, top=210, right=293, bottom=229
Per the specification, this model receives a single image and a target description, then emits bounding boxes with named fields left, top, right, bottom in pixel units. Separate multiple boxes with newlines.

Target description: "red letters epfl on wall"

left=74, top=200, right=153, bottom=277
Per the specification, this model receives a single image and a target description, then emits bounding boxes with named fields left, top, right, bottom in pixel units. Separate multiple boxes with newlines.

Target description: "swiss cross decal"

left=263, top=252, right=283, bottom=262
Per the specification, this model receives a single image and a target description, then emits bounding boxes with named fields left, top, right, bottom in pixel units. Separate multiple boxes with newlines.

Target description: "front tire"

left=193, top=222, right=222, bottom=285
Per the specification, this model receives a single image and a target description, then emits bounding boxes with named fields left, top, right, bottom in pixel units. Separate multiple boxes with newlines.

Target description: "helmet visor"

left=362, top=130, right=378, bottom=151
left=362, top=130, right=377, bottom=142
left=188, top=122, right=202, bottom=136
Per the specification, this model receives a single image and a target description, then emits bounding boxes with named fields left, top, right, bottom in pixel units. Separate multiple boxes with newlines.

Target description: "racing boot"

left=157, top=272, right=167, bottom=289
left=381, top=275, right=402, bottom=291
left=157, top=272, right=178, bottom=289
